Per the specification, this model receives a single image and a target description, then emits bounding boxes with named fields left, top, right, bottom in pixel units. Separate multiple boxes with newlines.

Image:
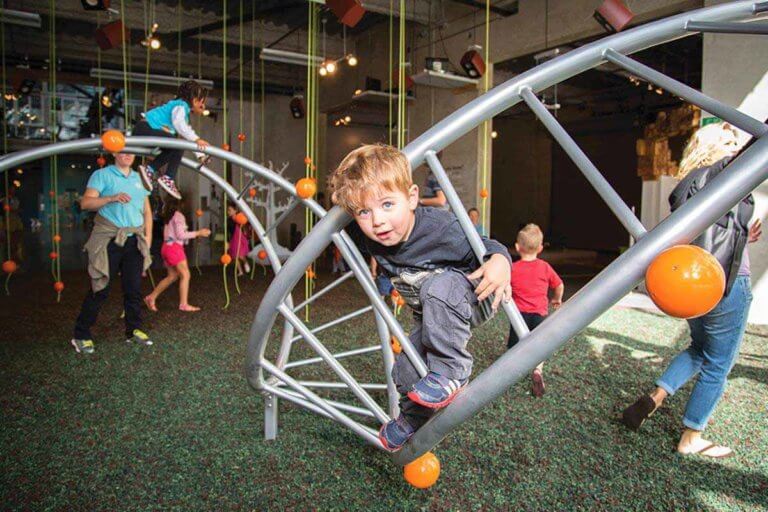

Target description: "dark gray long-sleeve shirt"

left=348, top=207, right=511, bottom=319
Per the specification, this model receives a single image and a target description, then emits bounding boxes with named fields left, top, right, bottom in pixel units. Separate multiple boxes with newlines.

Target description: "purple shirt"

left=163, top=211, right=196, bottom=245
left=738, top=246, right=751, bottom=276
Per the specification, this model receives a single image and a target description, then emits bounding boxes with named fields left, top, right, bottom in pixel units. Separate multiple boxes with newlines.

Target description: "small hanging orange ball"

left=195, top=208, right=204, bottom=218
left=237, top=133, right=246, bottom=142
left=479, top=188, right=489, bottom=199
left=306, top=267, right=316, bottom=279
left=390, top=336, right=402, bottom=355
left=391, top=289, right=400, bottom=299
left=49, top=251, right=58, bottom=260
left=304, top=156, right=312, bottom=165
left=295, top=178, right=317, bottom=199
left=53, top=234, right=62, bottom=243
left=3, top=204, right=10, bottom=212
left=311, top=164, right=317, bottom=171
left=396, top=296, right=406, bottom=307
left=234, top=212, right=248, bottom=225
left=53, top=281, right=65, bottom=293
left=403, top=452, right=440, bottom=489
left=2, top=260, right=17, bottom=273
left=645, top=245, right=725, bottom=319
left=220, top=254, right=232, bottom=265
left=222, top=143, right=231, bottom=151
left=248, top=188, right=257, bottom=198
left=257, top=250, right=267, bottom=260
left=101, top=129, right=126, bottom=152
left=96, top=155, right=107, bottom=167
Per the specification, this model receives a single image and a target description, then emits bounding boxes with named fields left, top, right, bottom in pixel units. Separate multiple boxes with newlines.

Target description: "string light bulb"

left=319, top=66, right=328, bottom=77
left=347, top=54, right=358, bottom=66
left=325, top=60, right=337, bottom=74
left=150, top=37, right=161, bottom=50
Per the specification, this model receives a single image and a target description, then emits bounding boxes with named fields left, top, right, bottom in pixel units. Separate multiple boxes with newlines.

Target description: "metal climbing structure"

left=243, top=0, right=768, bottom=467
left=0, top=0, right=766, bottom=472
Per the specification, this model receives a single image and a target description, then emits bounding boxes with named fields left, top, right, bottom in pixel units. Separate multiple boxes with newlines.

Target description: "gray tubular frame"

left=243, top=0, right=768, bottom=463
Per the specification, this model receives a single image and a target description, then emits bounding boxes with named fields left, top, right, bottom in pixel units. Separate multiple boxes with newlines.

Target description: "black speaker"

left=81, top=0, right=111, bottom=10
left=460, top=50, right=485, bottom=78
left=290, top=95, right=305, bottom=119
left=365, top=77, right=381, bottom=91
left=326, top=0, right=366, bottom=28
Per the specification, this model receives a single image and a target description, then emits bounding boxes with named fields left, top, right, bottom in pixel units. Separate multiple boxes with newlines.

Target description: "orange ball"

left=390, top=336, right=402, bottom=355
left=396, top=296, right=406, bottom=307
left=403, top=452, right=440, bottom=489
left=257, top=250, right=267, bottom=260
left=237, top=133, right=246, bottom=142
left=48, top=190, right=55, bottom=198
left=101, top=129, right=126, bottom=152
left=220, top=254, right=232, bottom=265
left=195, top=208, right=204, bottom=218
left=304, top=156, right=312, bottom=165
left=96, top=155, right=107, bottom=167
left=306, top=267, right=316, bottom=279
left=2, top=204, right=10, bottom=212
left=53, top=281, right=65, bottom=293
left=222, top=143, right=231, bottom=151
left=295, top=178, right=317, bottom=199
left=49, top=251, right=58, bottom=260
left=234, top=212, right=248, bottom=225
left=53, top=234, right=62, bottom=243
left=2, top=260, right=17, bottom=273
left=248, top=188, right=257, bottom=198
left=391, top=289, right=400, bottom=299
left=645, top=245, right=725, bottom=319
left=479, top=188, right=489, bottom=199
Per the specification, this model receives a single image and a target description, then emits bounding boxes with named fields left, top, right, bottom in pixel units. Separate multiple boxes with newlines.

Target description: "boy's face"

left=353, top=185, right=419, bottom=246
left=468, top=210, right=479, bottom=224
left=191, top=97, right=206, bottom=115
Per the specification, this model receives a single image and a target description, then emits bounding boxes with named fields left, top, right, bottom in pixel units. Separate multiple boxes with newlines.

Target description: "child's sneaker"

left=531, top=369, right=545, bottom=398
left=126, top=329, right=153, bottom=346
left=378, top=414, right=415, bottom=452
left=71, top=338, right=95, bottom=354
left=157, top=175, right=182, bottom=199
left=138, top=165, right=156, bottom=191
left=407, top=371, right=467, bottom=409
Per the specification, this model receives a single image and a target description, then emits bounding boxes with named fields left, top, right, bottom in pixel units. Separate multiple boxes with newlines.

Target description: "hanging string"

left=175, top=0, right=182, bottom=191
left=97, top=13, right=103, bottom=135
left=303, top=3, right=320, bottom=321
left=232, top=0, right=245, bottom=295
left=142, top=0, right=152, bottom=112
left=480, top=0, right=491, bottom=234
left=248, top=12, right=258, bottom=281
left=194, top=12, right=203, bottom=275
left=388, top=0, right=393, bottom=146
left=119, top=0, right=130, bottom=131
left=49, top=0, right=62, bottom=300
left=221, top=0, right=231, bottom=309
left=397, top=0, right=406, bottom=150
left=2, top=12, right=13, bottom=295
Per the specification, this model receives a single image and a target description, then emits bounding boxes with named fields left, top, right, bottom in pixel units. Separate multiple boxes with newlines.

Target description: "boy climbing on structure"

left=329, top=144, right=512, bottom=451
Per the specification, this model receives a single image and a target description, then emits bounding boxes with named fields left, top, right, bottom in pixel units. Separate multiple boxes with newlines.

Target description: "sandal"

left=144, top=296, right=158, bottom=312
left=621, top=395, right=658, bottom=431
left=678, top=441, right=733, bottom=458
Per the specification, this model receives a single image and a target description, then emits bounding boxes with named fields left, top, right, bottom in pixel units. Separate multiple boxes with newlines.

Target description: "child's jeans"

left=656, top=275, right=752, bottom=431
left=391, top=269, right=484, bottom=429
left=133, top=120, right=182, bottom=179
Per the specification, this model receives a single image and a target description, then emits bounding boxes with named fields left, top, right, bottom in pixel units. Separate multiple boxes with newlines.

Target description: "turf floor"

left=1, top=268, right=767, bottom=511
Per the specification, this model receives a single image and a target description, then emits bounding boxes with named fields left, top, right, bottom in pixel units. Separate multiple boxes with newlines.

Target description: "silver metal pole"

left=289, top=306, right=374, bottom=344
left=278, top=304, right=390, bottom=423
left=424, top=151, right=530, bottom=338
left=685, top=20, right=768, bottom=34
left=392, top=136, right=768, bottom=465
left=291, top=271, right=355, bottom=312
left=279, top=381, right=388, bottom=391
left=285, top=345, right=382, bottom=369
left=603, top=49, right=767, bottom=138
left=275, top=387, right=378, bottom=419
left=519, top=87, right=647, bottom=240
left=374, top=309, right=400, bottom=418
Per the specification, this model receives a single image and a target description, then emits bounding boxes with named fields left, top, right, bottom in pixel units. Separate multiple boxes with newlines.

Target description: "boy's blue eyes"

left=356, top=202, right=393, bottom=217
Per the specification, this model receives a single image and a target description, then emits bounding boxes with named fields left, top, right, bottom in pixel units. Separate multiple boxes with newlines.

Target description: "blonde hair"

left=676, top=123, right=742, bottom=179
left=328, top=144, right=412, bottom=213
left=517, top=223, right=543, bottom=253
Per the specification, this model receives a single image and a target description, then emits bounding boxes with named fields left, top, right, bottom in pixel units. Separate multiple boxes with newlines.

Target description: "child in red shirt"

left=508, top=223, right=564, bottom=397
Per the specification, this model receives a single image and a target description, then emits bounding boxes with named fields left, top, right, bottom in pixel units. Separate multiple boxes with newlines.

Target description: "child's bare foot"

left=144, top=295, right=158, bottom=312
left=531, top=369, right=545, bottom=398
left=179, top=304, right=200, bottom=312
left=677, top=429, right=733, bottom=458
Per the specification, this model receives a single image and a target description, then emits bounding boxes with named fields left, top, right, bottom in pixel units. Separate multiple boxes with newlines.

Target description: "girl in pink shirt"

left=144, top=198, right=210, bottom=312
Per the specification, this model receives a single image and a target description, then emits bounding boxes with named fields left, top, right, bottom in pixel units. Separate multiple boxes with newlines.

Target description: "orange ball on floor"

left=403, top=452, right=440, bottom=489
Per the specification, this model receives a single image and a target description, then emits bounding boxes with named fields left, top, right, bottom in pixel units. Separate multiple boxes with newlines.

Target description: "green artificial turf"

left=1, top=269, right=766, bottom=511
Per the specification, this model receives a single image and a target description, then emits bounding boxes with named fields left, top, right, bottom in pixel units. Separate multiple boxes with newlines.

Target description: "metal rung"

left=237, top=173, right=259, bottom=200
left=289, top=305, right=373, bottom=343
left=686, top=20, right=768, bottom=34
left=285, top=345, right=381, bottom=369
left=520, top=86, right=647, bottom=240
left=264, top=199, right=300, bottom=236
left=292, top=270, right=355, bottom=312
left=276, top=388, right=377, bottom=419
left=604, top=49, right=768, bottom=137
left=277, top=381, right=388, bottom=391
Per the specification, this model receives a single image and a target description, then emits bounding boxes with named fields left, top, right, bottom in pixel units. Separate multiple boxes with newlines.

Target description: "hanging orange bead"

left=306, top=267, right=316, bottom=279
left=222, top=143, right=231, bottom=151
left=479, top=188, right=489, bottom=199
left=234, top=212, right=248, bottom=225
left=257, top=250, right=267, bottom=260
left=295, top=178, right=317, bottom=199
left=195, top=209, right=204, bottom=217
left=390, top=336, right=402, bottom=354
left=2, top=260, right=17, bottom=273
left=53, top=281, right=65, bottom=293
left=237, top=133, right=246, bottom=142
left=49, top=251, right=58, bottom=260
left=220, top=254, right=232, bottom=265
left=53, top=234, right=62, bottom=243
left=304, top=156, right=312, bottom=165
left=248, top=188, right=257, bottom=198
left=3, top=204, right=10, bottom=212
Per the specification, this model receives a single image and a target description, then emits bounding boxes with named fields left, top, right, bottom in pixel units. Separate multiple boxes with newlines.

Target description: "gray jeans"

left=392, top=269, right=488, bottom=427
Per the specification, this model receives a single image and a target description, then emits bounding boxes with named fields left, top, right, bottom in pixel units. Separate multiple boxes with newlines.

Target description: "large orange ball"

left=2, top=260, right=17, bottom=273
left=53, top=281, right=65, bottom=293
left=248, top=188, right=257, bottom=198
left=234, top=212, right=248, bottom=225
left=220, top=254, right=232, bottom=265
left=645, top=245, right=725, bottom=319
left=101, top=129, right=126, bottom=152
left=257, top=250, right=267, bottom=260
left=403, top=452, right=440, bottom=489
left=295, top=178, right=317, bottom=199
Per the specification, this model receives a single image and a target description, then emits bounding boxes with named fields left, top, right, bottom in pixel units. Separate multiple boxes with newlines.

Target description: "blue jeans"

left=656, top=275, right=752, bottom=431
